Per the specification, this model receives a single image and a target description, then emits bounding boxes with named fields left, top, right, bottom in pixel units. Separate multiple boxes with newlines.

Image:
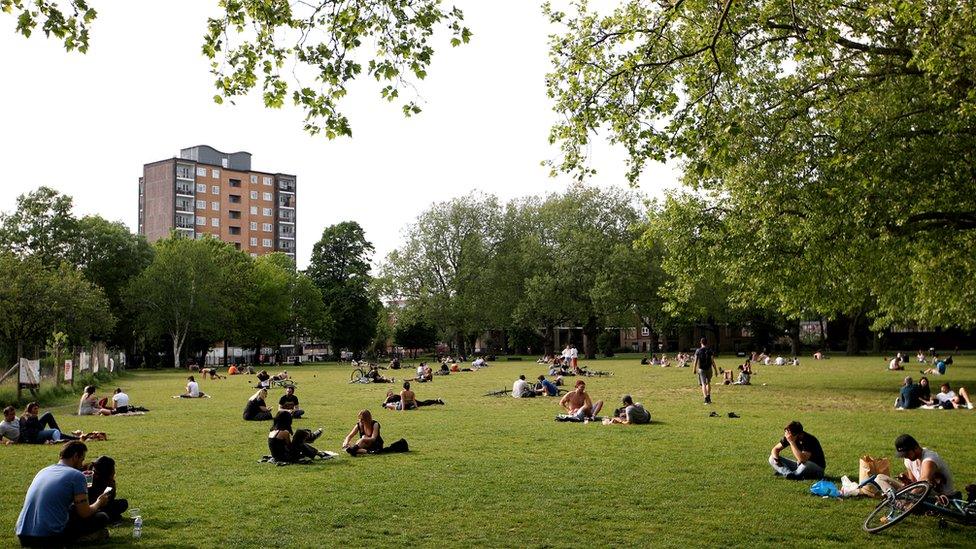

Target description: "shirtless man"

left=558, top=380, right=604, bottom=420
left=384, top=381, right=443, bottom=411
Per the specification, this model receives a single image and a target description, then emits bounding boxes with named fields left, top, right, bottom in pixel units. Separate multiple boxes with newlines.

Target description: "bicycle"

left=861, top=477, right=976, bottom=534
left=349, top=367, right=369, bottom=384
left=271, top=378, right=296, bottom=389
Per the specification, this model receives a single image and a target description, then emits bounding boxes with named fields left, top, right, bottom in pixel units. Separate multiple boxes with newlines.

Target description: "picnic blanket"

left=555, top=414, right=606, bottom=423
left=258, top=451, right=338, bottom=466
left=111, top=411, right=147, bottom=417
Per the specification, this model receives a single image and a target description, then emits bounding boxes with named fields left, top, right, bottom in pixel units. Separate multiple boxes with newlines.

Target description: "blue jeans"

left=35, top=429, right=61, bottom=442
left=769, top=455, right=824, bottom=480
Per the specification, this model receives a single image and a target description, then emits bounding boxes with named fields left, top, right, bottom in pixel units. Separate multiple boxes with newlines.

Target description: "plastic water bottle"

left=133, top=516, right=142, bottom=539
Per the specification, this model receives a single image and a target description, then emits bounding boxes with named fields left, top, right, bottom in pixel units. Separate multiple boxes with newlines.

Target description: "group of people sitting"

left=244, top=385, right=306, bottom=421
left=511, top=374, right=560, bottom=398
left=15, top=442, right=128, bottom=546
left=255, top=370, right=290, bottom=389
left=886, top=351, right=953, bottom=374
left=895, top=376, right=972, bottom=410
left=722, top=360, right=753, bottom=385
left=640, top=353, right=691, bottom=367
left=266, top=408, right=407, bottom=464
left=79, top=386, right=145, bottom=416
left=2, top=404, right=81, bottom=445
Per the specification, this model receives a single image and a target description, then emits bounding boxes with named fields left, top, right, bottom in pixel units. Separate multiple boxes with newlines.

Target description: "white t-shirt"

left=187, top=381, right=200, bottom=397
left=472, top=358, right=485, bottom=367
left=569, top=348, right=578, bottom=359
left=562, top=348, right=571, bottom=360
left=112, top=392, right=130, bottom=407
left=935, top=391, right=956, bottom=404
left=416, top=366, right=425, bottom=377
left=774, top=356, right=785, bottom=365
left=905, top=448, right=955, bottom=495
left=512, top=379, right=530, bottom=398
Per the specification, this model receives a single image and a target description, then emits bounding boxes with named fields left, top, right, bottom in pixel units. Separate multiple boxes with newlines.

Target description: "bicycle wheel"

left=349, top=368, right=365, bottom=383
left=863, top=482, right=931, bottom=533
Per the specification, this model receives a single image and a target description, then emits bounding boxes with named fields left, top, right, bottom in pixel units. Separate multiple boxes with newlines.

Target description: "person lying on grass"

left=79, top=386, right=113, bottom=416
left=267, top=411, right=325, bottom=463
left=558, top=380, right=604, bottom=420
left=19, top=403, right=81, bottom=444
left=365, top=365, right=394, bottom=383
left=278, top=386, right=304, bottom=418
left=87, top=456, right=128, bottom=524
left=243, top=389, right=273, bottom=421
left=920, top=354, right=951, bottom=376
left=383, top=382, right=443, bottom=411
left=605, top=395, right=650, bottom=425
left=178, top=376, right=207, bottom=398
left=342, top=409, right=384, bottom=456
left=768, top=421, right=826, bottom=480
left=935, top=382, right=972, bottom=409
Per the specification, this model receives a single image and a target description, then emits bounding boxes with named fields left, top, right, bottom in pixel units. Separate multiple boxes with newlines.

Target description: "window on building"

left=211, top=185, right=219, bottom=195
left=250, top=191, right=258, bottom=200
left=641, top=327, right=650, bottom=337
left=210, top=201, right=218, bottom=211
left=222, top=158, right=229, bottom=168
left=229, top=210, right=241, bottom=219
left=196, top=216, right=206, bottom=226
left=263, top=176, right=273, bottom=186
left=249, top=237, right=257, bottom=246
left=263, top=207, right=272, bottom=216
left=196, top=167, right=206, bottom=177
left=249, top=221, right=257, bottom=230
left=263, top=223, right=272, bottom=232
left=262, top=238, right=272, bottom=247
left=262, top=192, right=272, bottom=201
left=229, top=195, right=241, bottom=204
left=229, top=179, right=241, bottom=188
left=212, top=169, right=220, bottom=178
left=196, top=183, right=206, bottom=193
left=211, top=218, right=219, bottom=227
left=196, top=200, right=205, bottom=209
left=249, top=206, right=258, bottom=215
left=229, top=226, right=241, bottom=235
left=250, top=252, right=258, bottom=257
left=250, top=175, right=258, bottom=184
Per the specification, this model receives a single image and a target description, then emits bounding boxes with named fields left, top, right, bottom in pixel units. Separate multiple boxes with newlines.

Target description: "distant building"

left=138, top=145, right=296, bottom=259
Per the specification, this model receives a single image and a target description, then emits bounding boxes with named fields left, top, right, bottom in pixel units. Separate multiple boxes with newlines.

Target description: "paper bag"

left=859, top=455, right=891, bottom=483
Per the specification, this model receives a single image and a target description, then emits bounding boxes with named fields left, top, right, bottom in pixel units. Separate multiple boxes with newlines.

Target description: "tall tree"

left=546, top=0, right=976, bottom=330
left=126, top=237, right=241, bottom=369
left=0, top=186, right=80, bottom=267
left=307, top=222, right=378, bottom=357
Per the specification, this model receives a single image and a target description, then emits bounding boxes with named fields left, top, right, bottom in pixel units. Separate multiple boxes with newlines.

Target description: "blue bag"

left=810, top=480, right=840, bottom=498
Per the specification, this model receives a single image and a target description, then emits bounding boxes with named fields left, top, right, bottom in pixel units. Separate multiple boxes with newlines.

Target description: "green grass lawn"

left=1, top=355, right=975, bottom=548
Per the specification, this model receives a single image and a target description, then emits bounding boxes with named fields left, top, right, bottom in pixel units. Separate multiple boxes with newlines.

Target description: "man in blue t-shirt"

left=536, top=375, right=559, bottom=397
left=16, top=441, right=112, bottom=547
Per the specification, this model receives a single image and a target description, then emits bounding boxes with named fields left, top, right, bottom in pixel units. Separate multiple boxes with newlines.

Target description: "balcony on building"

left=279, top=209, right=295, bottom=223
left=175, top=181, right=194, bottom=196
left=278, top=194, right=295, bottom=209
left=175, top=197, right=193, bottom=213
left=176, top=164, right=195, bottom=181
left=175, top=213, right=195, bottom=231
left=278, top=178, right=296, bottom=193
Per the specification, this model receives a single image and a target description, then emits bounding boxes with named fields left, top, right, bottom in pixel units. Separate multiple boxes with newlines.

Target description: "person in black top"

left=243, top=389, right=273, bottom=421
left=267, top=411, right=323, bottom=463
left=342, top=409, right=383, bottom=456
left=768, top=421, right=826, bottom=480
left=278, top=386, right=304, bottom=418
left=693, top=338, right=716, bottom=404
left=255, top=370, right=271, bottom=389
left=20, top=402, right=79, bottom=444
left=87, top=456, right=128, bottom=523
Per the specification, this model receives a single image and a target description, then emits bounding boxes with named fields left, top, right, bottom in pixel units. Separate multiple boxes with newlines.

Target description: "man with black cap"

left=894, top=434, right=957, bottom=497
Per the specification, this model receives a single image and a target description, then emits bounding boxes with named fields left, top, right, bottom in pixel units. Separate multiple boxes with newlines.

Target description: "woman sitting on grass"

left=178, top=376, right=207, bottom=398
left=342, top=410, right=383, bottom=456
left=20, top=403, right=81, bottom=443
left=266, top=411, right=324, bottom=463
left=78, top=387, right=113, bottom=416
left=87, top=456, right=128, bottom=523
left=243, top=389, right=273, bottom=421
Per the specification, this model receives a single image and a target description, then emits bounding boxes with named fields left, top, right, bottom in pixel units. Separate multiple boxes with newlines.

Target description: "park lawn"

left=1, top=355, right=974, bottom=548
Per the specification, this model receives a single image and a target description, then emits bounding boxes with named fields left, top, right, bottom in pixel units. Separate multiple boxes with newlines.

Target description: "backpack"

left=384, top=438, right=409, bottom=453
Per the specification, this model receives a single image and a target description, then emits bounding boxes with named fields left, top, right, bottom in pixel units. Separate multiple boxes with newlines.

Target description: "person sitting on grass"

left=887, top=355, right=904, bottom=371
left=435, top=363, right=450, bottom=376
left=78, top=386, right=112, bottom=416
left=472, top=357, right=487, bottom=369
left=813, top=349, right=824, bottom=360
left=267, top=411, right=324, bottom=464
left=386, top=381, right=444, bottom=411
left=768, top=421, right=826, bottom=480
left=16, top=441, right=112, bottom=547
left=243, top=389, right=273, bottom=421
left=255, top=370, right=271, bottom=389
left=365, top=365, right=394, bottom=383
left=558, top=380, right=604, bottom=420
left=935, top=382, right=972, bottom=410
left=410, top=363, right=433, bottom=383
left=915, top=377, right=935, bottom=407
left=271, top=370, right=289, bottom=382
left=895, top=376, right=920, bottom=409
left=278, top=386, right=304, bottom=418
left=20, top=403, right=81, bottom=444
left=227, top=365, right=240, bottom=375
left=179, top=376, right=207, bottom=398
left=1, top=406, right=21, bottom=445
left=536, top=375, right=559, bottom=397
left=883, top=434, right=957, bottom=497
left=734, top=364, right=752, bottom=385
left=512, top=375, right=536, bottom=398
left=605, top=395, right=651, bottom=425
left=342, top=410, right=384, bottom=456
left=87, top=456, right=127, bottom=524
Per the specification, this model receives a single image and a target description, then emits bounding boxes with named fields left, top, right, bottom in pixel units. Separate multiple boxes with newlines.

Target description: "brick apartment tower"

left=138, top=145, right=296, bottom=260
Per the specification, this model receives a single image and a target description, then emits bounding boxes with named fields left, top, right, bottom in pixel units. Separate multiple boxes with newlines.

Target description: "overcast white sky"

left=0, top=0, right=680, bottom=268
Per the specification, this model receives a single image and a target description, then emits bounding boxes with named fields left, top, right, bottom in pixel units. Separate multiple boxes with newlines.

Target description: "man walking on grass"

left=693, top=337, right=716, bottom=404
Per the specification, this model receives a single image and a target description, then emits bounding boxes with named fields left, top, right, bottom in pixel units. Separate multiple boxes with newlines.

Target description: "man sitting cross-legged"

left=558, top=380, right=604, bottom=420
left=278, top=386, right=305, bottom=418
left=769, top=421, right=826, bottom=480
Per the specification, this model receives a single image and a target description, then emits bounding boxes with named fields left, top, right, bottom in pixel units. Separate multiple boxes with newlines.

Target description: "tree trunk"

left=818, top=318, right=826, bottom=350
left=172, top=336, right=182, bottom=369
left=583, top=316, right=599, bottom=360
left=846, top=315, right=860, bottom=355
left=789, top=320, right=801, bottom=356
left=223, top=340, right=229, bottom=370
left=542, top=325, right=554, bottom=356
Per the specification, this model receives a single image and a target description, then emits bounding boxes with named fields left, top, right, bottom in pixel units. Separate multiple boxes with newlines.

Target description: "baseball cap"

left=894, top=434, right=919, bottom=458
